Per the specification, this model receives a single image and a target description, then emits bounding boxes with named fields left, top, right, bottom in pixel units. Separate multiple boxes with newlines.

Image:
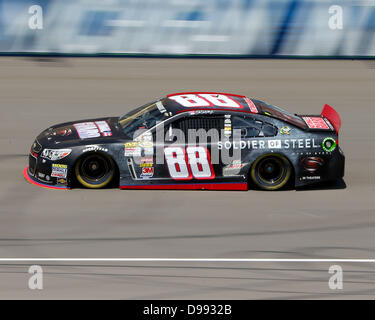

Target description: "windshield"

left=119, top=100, right=170, bottom=138
left=253, top=99, right=307, bottom=129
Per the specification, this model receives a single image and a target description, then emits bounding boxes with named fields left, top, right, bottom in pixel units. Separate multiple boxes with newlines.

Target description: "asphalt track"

left=0, top=57, right=374, bottom=299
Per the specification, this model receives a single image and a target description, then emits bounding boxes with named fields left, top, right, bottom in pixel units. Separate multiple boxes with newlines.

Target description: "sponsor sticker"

left=140, top=167, right=154, bottom=178
left=218, top=138, right=320, bottom=150
left=140, top=157, right=153, bottom=166
left=300, top=176, right=321, bottom=181
left=124, top=142, right=141, bottom=157
left=302, top=117, right=330, bottom=130
left=190, top=110, right=214, bottom=115
left=57, top=178, right=67, bottom=185
left=267, top=140, right=282, bottom=148
left=73, top=121, right=112, bottom=139
left=51, top=164, right=68, bottom=178
left=156, top=101, right=167, bottom=113
left=225, top=160, right=246, bottom=170
left=140, top=163, right=153, bottom=168
left=30, top=150, right=38, bottom=158
left=83, top=145, right=108, bottom=153
left=224, top=116, right=232, bottom=137
left=244, top=98, right=258, bottom=113
left=280, top=126, right=291, bottom=135
left=95, top=121, right=112, bottom=137
left=223, top=160, right=246, bottom=176
left=139, top=140, right=153, bottom=148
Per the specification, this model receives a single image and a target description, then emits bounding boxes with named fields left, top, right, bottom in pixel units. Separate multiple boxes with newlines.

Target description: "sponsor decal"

left=268, top=140, right=281, bottom=149
left=218, top=138, right=320, bottom=150
left=301, top=156, right=324, bottom=173
left=125, top=142, right=138, bottom=148
left=30, top=149, right=38, bottom=158
left=82, top=145, right=109, bottom=153
left=244, top=97, right=258, bottom=113
left=57, top=178, right=67, bottom=185
left=139, top=140, right=153, bottom=148
left=140, top=157, right=154, bottom=167
left=156, top=101, right=167, bottom=113
left=139, top=132, right=152, bottom=143
left=302, top=117, right=330, bottom=130
left=280, top=126, right=291, bottom=135
left=223, top=160, right=246, bottom=176
left=322, top=137, right=337, bottom=152
left=140, top=167, right=154, bottom=178
left=140, top=157, right=153, bottom=163
left=138, top=133, right=154, bottom=155
left=124, top=142, right=141, bottom=157
left=38, top=172, right=45, bottom=178
left=300, top=176, right=321, bottom=181
left=140, top=163, right=153, bottom=168
left=189, top=110, right=214, bottom=115
left=73, top=121, right=112, bottom=139
left=51, top=164, right=68, bottom=178
left=224, top=117, right=232, bottom=137
left=95, top=121, right=112, bottom=137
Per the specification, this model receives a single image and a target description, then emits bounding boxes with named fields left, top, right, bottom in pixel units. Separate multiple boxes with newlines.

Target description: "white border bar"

left=0, top=258, right=374, bottom=263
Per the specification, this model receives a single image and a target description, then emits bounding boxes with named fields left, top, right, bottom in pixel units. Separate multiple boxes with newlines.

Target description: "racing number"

left=164, top=147, right=191, bottom=180
left=165, top=146, right=215, bottom=180
left=169, top=94, right=210, bottom=108
left=169, top=94, right=242, bottom=109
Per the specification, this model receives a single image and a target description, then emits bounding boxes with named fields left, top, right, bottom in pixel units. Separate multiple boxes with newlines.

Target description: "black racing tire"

left=75, top=153, right=115, bottom=189
left=250, top=154, right=292, bottom=191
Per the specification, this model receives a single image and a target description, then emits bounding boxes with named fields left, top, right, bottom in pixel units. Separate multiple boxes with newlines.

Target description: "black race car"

left=24, top=92, right=344, bottom=191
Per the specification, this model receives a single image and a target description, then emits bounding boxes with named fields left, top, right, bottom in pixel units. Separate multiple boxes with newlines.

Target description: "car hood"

left=36, top=117, right=122, bottom=147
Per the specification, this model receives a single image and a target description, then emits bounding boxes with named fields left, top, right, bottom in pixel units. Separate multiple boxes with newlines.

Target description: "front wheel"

left=75, top=153, right=115, bottom=189
left=250, top=154, right=292, bottom=190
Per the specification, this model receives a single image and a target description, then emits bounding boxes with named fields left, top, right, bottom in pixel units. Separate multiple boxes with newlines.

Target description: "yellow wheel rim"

left=75, top=154, right=114, bottom=189
left=251, top=154, right=291, bottom=190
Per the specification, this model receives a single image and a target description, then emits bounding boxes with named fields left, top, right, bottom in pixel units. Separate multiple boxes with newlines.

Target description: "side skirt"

left=120, top=182, right=248, bottom=191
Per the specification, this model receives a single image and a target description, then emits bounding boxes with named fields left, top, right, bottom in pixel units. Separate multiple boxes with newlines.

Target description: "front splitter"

left=23, top=166, right=69, bottom=190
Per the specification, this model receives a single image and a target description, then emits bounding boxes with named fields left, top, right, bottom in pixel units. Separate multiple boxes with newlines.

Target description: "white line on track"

left=0, top=258, right=374, bottom=263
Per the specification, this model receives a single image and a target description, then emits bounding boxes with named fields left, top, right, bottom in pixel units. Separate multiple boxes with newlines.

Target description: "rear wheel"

left=250, top=154, right=292, bottom=190
left=75, top=153, right=115, bottom=189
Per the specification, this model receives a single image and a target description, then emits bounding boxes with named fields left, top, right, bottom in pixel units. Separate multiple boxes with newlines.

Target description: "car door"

left=154, top=114, right=225, bottom=183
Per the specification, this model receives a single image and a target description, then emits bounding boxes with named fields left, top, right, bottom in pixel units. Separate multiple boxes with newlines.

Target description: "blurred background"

left=0, top=0, right=374, bottom=56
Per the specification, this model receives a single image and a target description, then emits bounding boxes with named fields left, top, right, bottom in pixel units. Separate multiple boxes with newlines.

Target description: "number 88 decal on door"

left=164, top=146, right=215, bottom=180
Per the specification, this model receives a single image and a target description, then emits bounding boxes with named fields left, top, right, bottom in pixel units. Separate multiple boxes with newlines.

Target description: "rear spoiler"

left=300, top=104, right=341, bottom=134
left=321, top=104, right=341, bottom=134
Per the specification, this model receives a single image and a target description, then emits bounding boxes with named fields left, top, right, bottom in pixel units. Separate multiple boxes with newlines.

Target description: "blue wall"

left=0, top=0, right=373, bottom=56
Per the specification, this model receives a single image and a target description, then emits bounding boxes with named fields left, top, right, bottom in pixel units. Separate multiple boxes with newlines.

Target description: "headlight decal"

left=41, top=149, right=72, bottom=161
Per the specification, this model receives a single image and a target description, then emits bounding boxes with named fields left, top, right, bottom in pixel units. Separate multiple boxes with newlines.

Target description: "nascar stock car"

left=24, top=92, right=344, bottom=191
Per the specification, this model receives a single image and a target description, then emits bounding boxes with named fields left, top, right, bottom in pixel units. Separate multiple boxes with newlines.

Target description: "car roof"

left=163, top=92, right=259, bottom=115
left=162, top=92, right=307, bottom=130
